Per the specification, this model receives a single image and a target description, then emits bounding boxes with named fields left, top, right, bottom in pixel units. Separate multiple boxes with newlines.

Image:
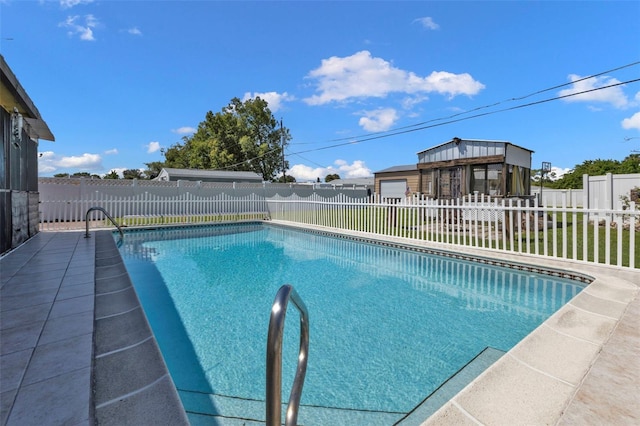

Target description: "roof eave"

left=0, top=55, right=55, bottom=142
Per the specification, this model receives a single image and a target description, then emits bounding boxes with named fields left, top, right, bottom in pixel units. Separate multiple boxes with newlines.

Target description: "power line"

left=185, top=61, right=640, bottom=173
left=292, top=60, right=640, bottom=147
left=288, top=76, right=640, bottom=157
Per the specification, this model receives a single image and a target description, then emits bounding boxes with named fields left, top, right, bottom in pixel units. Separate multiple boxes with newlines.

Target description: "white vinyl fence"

left=267, top=193, right=637, bottom=269
left=40, top=190, right=269, bottom=229
left=39, top=188, right=639, bottom=269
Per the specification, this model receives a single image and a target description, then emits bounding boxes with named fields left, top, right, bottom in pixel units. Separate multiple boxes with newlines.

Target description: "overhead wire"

left=190, top=61, right=640, bottom=170
left=289, top=76, right=640, bottom=156
left=292, top=61, right=640, bottom=146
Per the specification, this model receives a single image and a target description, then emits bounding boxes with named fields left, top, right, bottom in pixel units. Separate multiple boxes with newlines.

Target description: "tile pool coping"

left=1, top=221, right=638, bottom=425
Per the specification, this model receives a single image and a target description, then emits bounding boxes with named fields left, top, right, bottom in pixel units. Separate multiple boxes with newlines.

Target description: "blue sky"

left=2, top=0, right=639, bottom=181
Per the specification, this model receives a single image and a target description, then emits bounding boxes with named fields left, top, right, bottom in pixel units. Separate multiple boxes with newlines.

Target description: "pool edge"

left=93, top=230, right=190, bottom=425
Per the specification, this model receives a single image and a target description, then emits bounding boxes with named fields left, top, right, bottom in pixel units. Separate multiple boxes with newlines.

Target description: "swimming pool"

left=118, top=223, right=586, bottom=425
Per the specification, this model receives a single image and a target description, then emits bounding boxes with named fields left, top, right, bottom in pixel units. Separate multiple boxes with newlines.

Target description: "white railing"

left=39, top=191, right=269, bottom=230
left=39, top=192, right=638, bottom=269
left=267, top=193, right=638, bottom=269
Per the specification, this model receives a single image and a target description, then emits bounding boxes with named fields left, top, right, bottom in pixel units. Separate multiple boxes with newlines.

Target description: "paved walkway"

left=1, top=232, right=94, bottom=426
left=1, top=230, right=639, bottom=425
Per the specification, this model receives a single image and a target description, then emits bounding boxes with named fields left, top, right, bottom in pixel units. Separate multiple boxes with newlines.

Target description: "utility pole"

left=281, top=119, right=286, bottom=182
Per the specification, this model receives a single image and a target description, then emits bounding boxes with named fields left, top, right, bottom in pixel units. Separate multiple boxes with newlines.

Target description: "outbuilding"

left=154, top=168, right=263, bottom=183
left=375, top=137, right=533, bottom=200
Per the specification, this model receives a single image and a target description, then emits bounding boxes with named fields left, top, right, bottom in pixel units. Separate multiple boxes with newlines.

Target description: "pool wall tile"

left=94, top=306, right=152, bottom=354
left=95, top=261, right=129, bottom=279
left=95, top=272, right=131, bottom=294
left=92, top=230, right=188, bottom=426
left=96, top=375, right=189, bottom=426
left=94, top=337, right=168, bottom=403
left=95, top=286, right=140, bottom=317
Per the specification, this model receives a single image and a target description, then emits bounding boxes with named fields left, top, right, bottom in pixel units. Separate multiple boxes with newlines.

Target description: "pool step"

left=395, top=346, right=506, bottom=425
left=179, top=347, right=505, bottom=426
left=179, top=389, right=405, bottom=425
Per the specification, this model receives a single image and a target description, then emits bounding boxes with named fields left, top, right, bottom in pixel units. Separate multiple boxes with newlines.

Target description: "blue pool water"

left=118, top=223, right=585, bottom=425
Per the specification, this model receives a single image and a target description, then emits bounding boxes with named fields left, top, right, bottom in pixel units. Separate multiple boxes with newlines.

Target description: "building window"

left=471, top=164, right=503, bottom=196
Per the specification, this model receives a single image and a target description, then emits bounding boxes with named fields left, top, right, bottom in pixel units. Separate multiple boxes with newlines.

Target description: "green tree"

left=104, top=170, right=120, bottom=179
left=544, top=155, right=640, bottom=189
left=72, top=172, right=92, bottom=178
left=276, top=175, right=296, bottom=183
left=144, top=161, right=164, bottom=180
left=122, top=169, right=144, bottom=180
left=325, top=173, right=340, bottom=182
left=54, top=173, right=70, bottom=178
left=163, top=97, right=291, bottom=181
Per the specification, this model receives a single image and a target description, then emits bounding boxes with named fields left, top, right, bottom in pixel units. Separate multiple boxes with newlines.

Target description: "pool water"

left=118, top=223, right=584, bottom=425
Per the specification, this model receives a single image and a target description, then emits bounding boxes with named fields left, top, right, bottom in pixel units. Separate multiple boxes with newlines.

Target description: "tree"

left=143, top=161, right=164, bottom=180
left=122, top=169, right=144, bottom=180
left=276, top=175, right=296, bottom=183
left=104, top=170, right=120, bottom=180
left=54, top=173, right=70, bottom=178
left=162, top=97, right=291, bottom=181
left=541, top=154, right=640, bottom=189
left=325, top=173, right=340, bottom=182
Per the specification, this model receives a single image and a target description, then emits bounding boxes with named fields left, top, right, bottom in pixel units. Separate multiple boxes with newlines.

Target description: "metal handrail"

left=84, top=207, right=124, bottom=239
left=266, top=285, right=309, bottom=426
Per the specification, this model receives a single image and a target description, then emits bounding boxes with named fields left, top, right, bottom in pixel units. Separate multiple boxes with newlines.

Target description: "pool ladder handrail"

left=84, top=207, right=124, bottom=240
left=266, top=284, right=309, bottom=426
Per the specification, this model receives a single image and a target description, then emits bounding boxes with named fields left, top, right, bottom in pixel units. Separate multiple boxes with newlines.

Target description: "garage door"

left=380, top=180, right=407, bottom=199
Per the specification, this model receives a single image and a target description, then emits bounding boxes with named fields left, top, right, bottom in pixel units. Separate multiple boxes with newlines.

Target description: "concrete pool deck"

left=1, top=226, right=639, bottom=425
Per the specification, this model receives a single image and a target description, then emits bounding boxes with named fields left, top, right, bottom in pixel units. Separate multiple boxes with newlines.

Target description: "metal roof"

left=374, top=164, right=417, bottom=174
left=157, top=168, right=263, bottom=181
left=325, top=177, right=374, bottom=186
left=416, top=137, right=533, bottom=155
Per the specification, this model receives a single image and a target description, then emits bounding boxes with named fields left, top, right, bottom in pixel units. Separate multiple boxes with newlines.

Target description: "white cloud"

left=60, top=0, right=94, bottom=9
left=38, top=151, right=103, bottom=174
left=334, top=159, right=372, bottom=178
left=105, top=168, right=126, bottom=178
left=413, top=17, right=439, bottom=30
left=147, top=141, right=161, bottom=153
left=622, top=111, right=640, bottom=130
left=242, top=91, right=295, bottom=113
left=59, top=14, right=98, bottom=41
left=104, top=148, right=118, bottom=155
left=304, top=50, right=484, bottom=105
left=288, top=159, right=372, bottom=182
left=532, top=166, right=571, bottom=182
left=358, top=108, right=399, bottom=132
left=559, top=74, right=629, bottom=109
left=401, top=95, right=428, bottom=110
left=127, top=27, right=142, bottom=36
left=172, top=126, right=196, bottom=135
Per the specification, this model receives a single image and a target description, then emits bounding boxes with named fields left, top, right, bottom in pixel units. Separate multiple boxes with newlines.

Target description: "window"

left=470, top=164, right=503, bottom=196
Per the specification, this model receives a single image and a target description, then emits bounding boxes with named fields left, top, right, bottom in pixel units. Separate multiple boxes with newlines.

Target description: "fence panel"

left=38, top=187, right=638, bottom=269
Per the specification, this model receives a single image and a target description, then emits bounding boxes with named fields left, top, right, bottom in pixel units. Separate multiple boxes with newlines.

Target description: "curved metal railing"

left=266, top=285, right=309, bottom=426
left=84, top=207, right=124, bottom=240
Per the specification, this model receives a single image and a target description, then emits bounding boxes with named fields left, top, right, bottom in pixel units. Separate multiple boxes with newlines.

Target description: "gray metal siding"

left=418, top=140, right=506, bottom=163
